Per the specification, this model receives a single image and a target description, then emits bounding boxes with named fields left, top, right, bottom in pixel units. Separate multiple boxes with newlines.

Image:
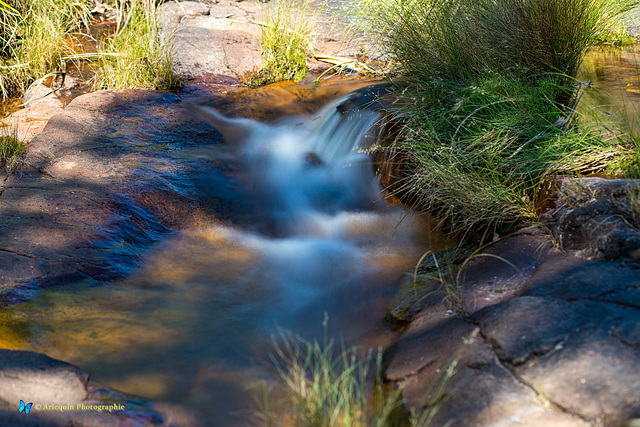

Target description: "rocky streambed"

left=1, top=1, right=640, bottom=426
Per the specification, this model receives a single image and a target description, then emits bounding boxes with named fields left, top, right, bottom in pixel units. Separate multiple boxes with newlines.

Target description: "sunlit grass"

left=255, top=331, right=405, bottom=426
left=255, top=327, right=477, bottom=426
left=358, top=0, right=636, bottom=81
left=0, top=0, right=179, bottom=100
left=94, top=0, right=179, bottom=90
left=244, top=0, right=315, bottom=88
left=0, top=123, right=25, bottom=171
left=0, top=0, right=90, bottom=100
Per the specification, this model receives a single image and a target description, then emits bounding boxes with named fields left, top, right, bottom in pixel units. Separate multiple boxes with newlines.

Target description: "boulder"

left=157, top=1, right=263, bottom=81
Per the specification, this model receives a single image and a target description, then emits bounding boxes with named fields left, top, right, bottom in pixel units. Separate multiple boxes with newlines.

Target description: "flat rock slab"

left=158, top=0, right=375, bottom=90
left=0, top=89, right=233, bottom=298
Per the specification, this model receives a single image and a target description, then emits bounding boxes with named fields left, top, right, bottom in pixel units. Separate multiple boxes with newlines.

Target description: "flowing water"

left=1, top=85, right=450, bottom=425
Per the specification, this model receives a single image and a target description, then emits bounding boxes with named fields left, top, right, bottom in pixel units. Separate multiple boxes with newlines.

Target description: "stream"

left=1, top=81, right=450, bottom=425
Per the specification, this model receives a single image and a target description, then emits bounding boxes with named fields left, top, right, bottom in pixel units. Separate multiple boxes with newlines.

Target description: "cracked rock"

left=516, top=329, right=640, bottom=423
left=473, top=296, right=579, bottom=365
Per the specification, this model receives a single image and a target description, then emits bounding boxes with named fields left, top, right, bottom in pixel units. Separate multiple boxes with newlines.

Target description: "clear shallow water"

left=2, top=87, right=450, bottom=425
left=580, top=44, right=640, bottom=135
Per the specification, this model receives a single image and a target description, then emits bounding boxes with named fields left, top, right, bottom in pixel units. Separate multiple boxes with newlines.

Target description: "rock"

left=387, top=229, right=552, bottom=326
left=389, top=319, right=589, bottom=427
left=540, top=177, right=640, bottom=261
left=156, top=0, right=380, bottom=89
left=156, top=1, right=211, bottom=30
left=22, top=75, right=81, bottom=107
left=22, top=80, right=56, bottom=107
left=0, top=349, right=88, bottom=405
left=516, top=329, right=640, bottom=423
left=2, top=94, right=64, bottom=143
left=385, top=177, right=640, bottom=426
left=0, top=89, right=229, bottom=297
left=385, top=317, right=477, bottom=384
left=1, top=72, right=87, bottom=142
left=158, top=0, right=263, bottom=81
left=473, top=296, right=579, bottom=365
left=524, top=257, right=640, bottom=300
left=0, top=350, right=204, bottom=426
left=625, top=8, right=640, bottom=39
left=612, top=319, right=640, bottom=346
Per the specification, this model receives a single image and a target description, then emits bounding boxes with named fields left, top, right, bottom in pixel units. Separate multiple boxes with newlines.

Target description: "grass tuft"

left=0, top=124, right=25, bottom=172
left=386, top=75, right=619, bottom=237
left=244, top=0, right=314, bottom=88
left=94, top=0, right=179, bottom=91
left=255, top=330, right=405, bottom=426
left=359, top=0, right=635, bottom=82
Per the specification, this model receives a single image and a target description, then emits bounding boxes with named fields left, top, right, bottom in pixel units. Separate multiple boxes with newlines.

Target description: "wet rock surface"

left=0, top=89, right=231, bottom=299
left=385, top=178, right=640, bottom=426
left=0, top=350, right=203, bottom=426
left=0, top=89, right=239, bottom=425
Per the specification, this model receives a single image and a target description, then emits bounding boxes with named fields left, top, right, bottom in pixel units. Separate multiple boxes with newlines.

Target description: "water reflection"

left=580, top=44, right=640, bottom=135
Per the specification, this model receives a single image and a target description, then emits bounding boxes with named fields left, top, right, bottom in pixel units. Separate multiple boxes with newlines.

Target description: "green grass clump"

left=0, top=0, right=90, bottom=99
left=0, top=128, right=25, bottom=171
left=361, top=0, right=635, bottom=81
left=354, top=0, right=636, bottom=239
left=95, top=0, right=178, bottom=90
left=244, top=0, right=314, bottom=88
left=256, top=333, right=404, bottom=426
left=256, top=328, right=476, bottom=426
left=388, top=75, right=620, bottom=237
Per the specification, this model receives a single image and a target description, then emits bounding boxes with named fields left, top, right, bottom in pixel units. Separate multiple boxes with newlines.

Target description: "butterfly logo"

left=19, top=400, right=33, bottom=414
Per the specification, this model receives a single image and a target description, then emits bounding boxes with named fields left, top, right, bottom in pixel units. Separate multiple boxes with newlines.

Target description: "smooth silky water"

left=1, top=83, right=450, bottom=425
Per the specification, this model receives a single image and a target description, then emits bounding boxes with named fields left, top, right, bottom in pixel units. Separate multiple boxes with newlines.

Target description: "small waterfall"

left=190, top=94, right=390, bottom=237
left=181, top=90, right=446, bottom=342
